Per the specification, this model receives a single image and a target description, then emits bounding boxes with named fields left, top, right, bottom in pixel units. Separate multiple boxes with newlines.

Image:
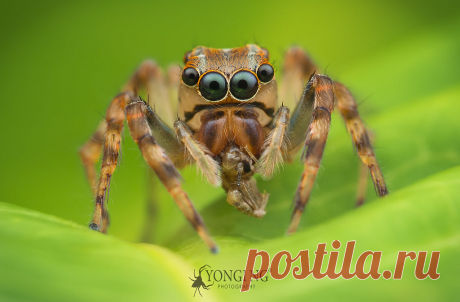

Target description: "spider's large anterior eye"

left=199, top=72, right=228, bottom=101
left=257, top=64, right=274, bottom=83
left=182, top=67, right=199, bottom=86
left=230, top=70, right=258, bottom=100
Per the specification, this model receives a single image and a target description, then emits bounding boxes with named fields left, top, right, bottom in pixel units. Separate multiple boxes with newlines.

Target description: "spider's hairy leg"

left=124, top=60, right=175, bottom=127
left=174, top=120, right=221, bottom=187
left=287, top=75, right=334, bottom=235
left=80, top=60, right=171, bottom=196
left=82, top=60, right=185, bottom=236
left=355, top=127, right=374, bottom=207
left=257, top=106, right=290, bottom=179
left=280, top=46, right=317, bottom=110
left=138, top=63, right=183, bottom=242
left=126, top=100, right=218, bottom=253
left=334, top=82, right=388, bottom=198
left=79, top=120, right=107, bottom=196
left=286, top=73, right=317, bottom=156
left=89, top=92, right=133, bottom=234
left=144, top=102, right=187, bottom=167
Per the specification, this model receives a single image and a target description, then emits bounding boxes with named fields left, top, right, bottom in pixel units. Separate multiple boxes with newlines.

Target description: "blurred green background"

left=0, top=0, right=459, bottom=301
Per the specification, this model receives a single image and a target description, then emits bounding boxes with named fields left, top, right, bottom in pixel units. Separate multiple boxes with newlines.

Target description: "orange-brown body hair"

left=178, top=44, right=277, bottom=157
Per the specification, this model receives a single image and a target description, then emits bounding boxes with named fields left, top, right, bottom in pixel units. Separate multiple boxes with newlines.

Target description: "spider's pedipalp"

left=257, top=106, right=290, bottom=179
left=174, top=120, right=221, bottom=187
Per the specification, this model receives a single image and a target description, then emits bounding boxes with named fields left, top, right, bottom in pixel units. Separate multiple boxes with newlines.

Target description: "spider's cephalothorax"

left=178, top=45, right=277, bottom=218
left=80, top=44, right=388, bottom=253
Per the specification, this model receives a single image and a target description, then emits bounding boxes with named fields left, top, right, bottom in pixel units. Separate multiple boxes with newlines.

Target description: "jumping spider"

left=80, top=45, right=388, bottom=253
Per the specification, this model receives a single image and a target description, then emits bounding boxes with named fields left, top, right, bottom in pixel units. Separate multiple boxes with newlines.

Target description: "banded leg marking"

left=89, top=92, right=133, bottom=233
left=126, top=100, right=218, bottom=253
left=288, top=75, right=334, bottom=234
left=334, top=82, right=388, bottom=197
left=356, top=162, right=368, bottom=207
left=82, top=60, right=182, bottom=235
left=79, top=120, right=107, bottom=196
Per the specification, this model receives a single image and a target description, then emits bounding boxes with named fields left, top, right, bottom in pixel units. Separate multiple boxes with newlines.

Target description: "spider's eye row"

left=199, top=72, right=228, bottom=102
left=230, top=70, right=258, bottom=100
left=182, top=67, right=199, bottom=86
left=191, top=66, right=273, bottom=102
left=257, top=64, right=274, bottom=83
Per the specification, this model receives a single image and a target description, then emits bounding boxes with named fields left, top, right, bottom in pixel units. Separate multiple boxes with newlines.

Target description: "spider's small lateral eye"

left=182, top=67, right=200, bottom=86
left=199, top=72, right=228, bottom=101
left=257, top=64, right=274, bottom=83
left=230, top=70, right=258, bottom=100
left=183, top=50, right=192, bottom=64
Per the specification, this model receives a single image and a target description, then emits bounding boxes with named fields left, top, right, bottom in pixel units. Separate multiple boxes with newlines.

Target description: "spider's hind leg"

left=280, top=46, right=317, bottom=110
left=79, top=120, right=107, bottom=196
left=281, top=47, right=319, bottom=156
left=334, top=82, right=388, bottom=200
left=82, top=60, right=173, bottom=231
left=89, top=92, right=133, bottom=234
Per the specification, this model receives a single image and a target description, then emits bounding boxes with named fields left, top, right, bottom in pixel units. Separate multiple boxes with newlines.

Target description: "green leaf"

left=0, top=203, right=217, bottom=302
left=185, top=166, right=460, bottom=302
left=0, top=1, right=459, bottom=301
left=1, top=166, right=458, bottom=301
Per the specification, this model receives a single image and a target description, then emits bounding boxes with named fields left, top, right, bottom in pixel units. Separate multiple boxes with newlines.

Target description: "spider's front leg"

left=126, top=100, right=217, bottom=252
left=281, top=46, right=389, bottom=234
left=82, top=61, right=184, bottom=232
left=285, top=74, right=389, bottom=234
left=80, top=61, right=179, bottom=196
left=287, top=74, right=335, bottom=234
left=83, top=61, right=216, bottom=252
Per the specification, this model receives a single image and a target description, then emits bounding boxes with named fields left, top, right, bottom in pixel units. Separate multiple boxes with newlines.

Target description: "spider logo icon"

left=189, top=264, right=214, bottom=297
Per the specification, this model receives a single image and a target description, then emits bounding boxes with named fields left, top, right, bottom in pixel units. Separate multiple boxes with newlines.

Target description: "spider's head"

left=179, top=44, right=276, bottom=104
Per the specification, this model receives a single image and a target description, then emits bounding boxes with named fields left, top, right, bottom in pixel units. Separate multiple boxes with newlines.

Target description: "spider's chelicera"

left=80, top=44, right=388, bottom=253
